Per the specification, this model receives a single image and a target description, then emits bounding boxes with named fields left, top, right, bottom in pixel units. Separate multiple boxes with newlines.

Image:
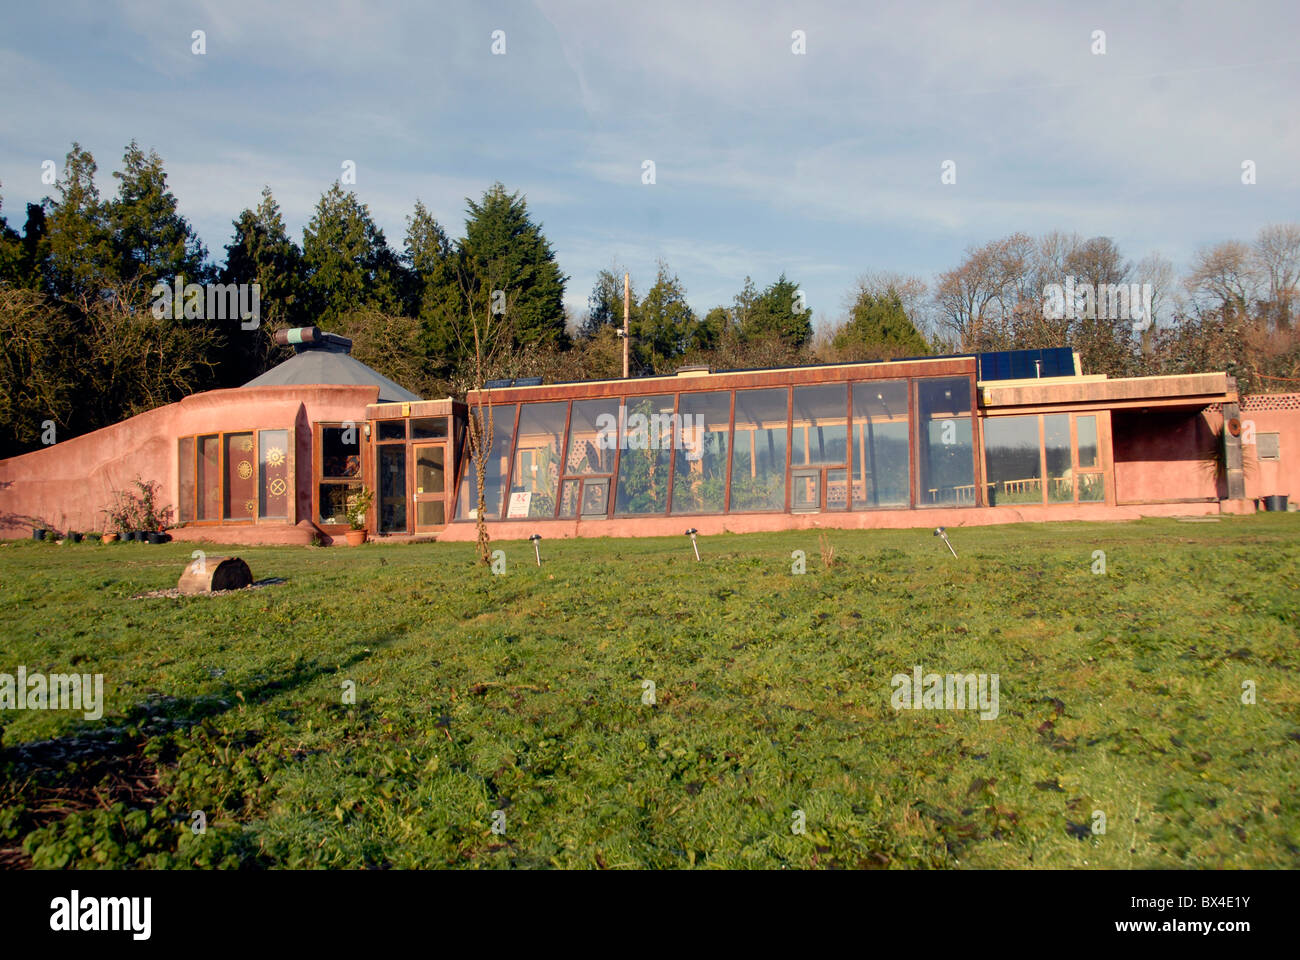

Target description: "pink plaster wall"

left=1236, top=395, right=1300, bottom=504
left=1111, top=408, right=1221, bottom=504
left=0, top=385, right=378, bottom=540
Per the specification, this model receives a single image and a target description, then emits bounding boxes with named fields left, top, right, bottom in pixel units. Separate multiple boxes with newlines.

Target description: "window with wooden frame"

left=177, top=428, right=292, bottom=523
left=316, top=423, right=362, bottom=525
left=981, top=412, right=1104, bottom=505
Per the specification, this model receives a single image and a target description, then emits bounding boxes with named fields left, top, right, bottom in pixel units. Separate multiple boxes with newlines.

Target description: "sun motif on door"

left=266, top=447, right=286, bottom=468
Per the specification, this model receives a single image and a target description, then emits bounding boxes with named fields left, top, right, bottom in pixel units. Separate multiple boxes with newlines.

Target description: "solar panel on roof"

left=975, top=347, right=1075, bottom=381
left=513, top=376, right=543, bottom=386
left=484, top=379, right=513, bottom=388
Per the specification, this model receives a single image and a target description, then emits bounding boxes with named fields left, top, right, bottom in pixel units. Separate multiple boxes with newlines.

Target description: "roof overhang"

left=981, top=372, right=1234, bottom=413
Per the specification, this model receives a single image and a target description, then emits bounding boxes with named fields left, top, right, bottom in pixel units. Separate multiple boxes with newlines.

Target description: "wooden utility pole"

left=622, top=271, right=630, bottom=379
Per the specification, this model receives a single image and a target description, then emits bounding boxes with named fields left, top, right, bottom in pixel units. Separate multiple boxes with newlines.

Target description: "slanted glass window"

left=615, top=394, right=675, bottom=515
left=259, top=429, right=290, bottom=519
left=456, top=404, right=517, bottom=521
left=984, top=416, right=1042, bottom=505
left=508, top=402, right=567, bottom=519
left=916, top=378, right=975, bottom=505
left=178, top=437, right=195, bottom=523
left=791, top=384, right=847, bottom=466
left=730, top=388, right=789, bottom=511
left=672, top=391, right=731, bottom=514
left=851, top=381, right=909, bottom=508
left=565, top=398, right=619, bottom=475
left=1044, top=415, right=1073, bottom=503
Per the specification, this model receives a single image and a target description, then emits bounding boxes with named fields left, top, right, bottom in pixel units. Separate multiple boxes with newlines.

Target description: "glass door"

left=413, top=442, right=447, bottom=530
left=378, top=444, right=407, bottom=533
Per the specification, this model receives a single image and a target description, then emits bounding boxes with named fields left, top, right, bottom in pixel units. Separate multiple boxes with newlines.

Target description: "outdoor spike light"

left=934, top=526, right=958, bottom=558
left=685, top=528, right=700, bottom=561
left=528, top=533, right=542, bottom=566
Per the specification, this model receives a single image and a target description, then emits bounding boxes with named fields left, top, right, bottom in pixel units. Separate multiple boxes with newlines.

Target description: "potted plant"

left=344, top=488, right=374, bottom=546
left=67, top=531, right=83, bottom=543
left=31, top=527, right=47, bottom=541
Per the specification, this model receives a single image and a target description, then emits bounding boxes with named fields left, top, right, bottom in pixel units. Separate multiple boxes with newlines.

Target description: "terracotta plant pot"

left=345, top=529, right=368, bottom=546
left=103, top=534, right=119, bottom=543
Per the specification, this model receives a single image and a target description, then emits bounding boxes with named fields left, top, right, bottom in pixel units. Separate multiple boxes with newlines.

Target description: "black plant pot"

left=147, top=532, right=171, bottom=544
left=32, top=528, right=46, bottom=541
left=1260, top=495, right=1289, bottom=512
left=67, top=532, right=83, bottom=543
left=129, top=531, right=144, bottom=542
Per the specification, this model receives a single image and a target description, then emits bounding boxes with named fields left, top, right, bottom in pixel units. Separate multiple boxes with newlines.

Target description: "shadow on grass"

left=0, top=631, right=403, bottom=869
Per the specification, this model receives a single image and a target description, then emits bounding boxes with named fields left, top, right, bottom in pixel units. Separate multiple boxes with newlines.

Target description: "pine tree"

left=741, top=273, right=813, bottom=347
left=302, top=183, right=405, bottom=326
left=42, top=143, right=113, bottom=300
left=834, top=287, right=930, bottom=358
left=403, top=200, right=458, bottom=372
left=635, top=260, right=700, bottom=372
left=458, top=182, right=568, bottom=350
left=108, top=141, right=209, bottom=289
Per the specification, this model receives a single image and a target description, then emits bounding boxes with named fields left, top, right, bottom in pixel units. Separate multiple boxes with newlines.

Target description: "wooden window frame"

left=178, top=427, right=295, bottom=525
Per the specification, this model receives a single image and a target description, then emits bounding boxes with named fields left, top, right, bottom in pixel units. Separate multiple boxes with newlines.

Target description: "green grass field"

left=1, top=515, right=1297, bottom=869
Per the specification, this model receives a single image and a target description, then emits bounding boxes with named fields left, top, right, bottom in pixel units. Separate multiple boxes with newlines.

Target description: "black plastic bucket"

left=1259, top=495, right=1289, bottom=512
left=32, top=528, right=46, bottom=541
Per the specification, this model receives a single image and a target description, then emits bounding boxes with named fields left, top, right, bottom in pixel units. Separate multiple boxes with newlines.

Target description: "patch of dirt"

left=131, top=577, right=287, bottom=600
left=0, top=732, right=164, bottom=869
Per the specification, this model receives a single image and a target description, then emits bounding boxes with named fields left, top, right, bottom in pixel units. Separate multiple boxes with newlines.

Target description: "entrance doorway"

left=413, top=442, right=448, bottom=531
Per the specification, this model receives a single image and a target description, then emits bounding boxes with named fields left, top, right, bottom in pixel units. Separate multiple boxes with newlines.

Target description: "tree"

left=582, top=265, right=637, bottom=339
left=107, top=141, right=208, bottom=289
left=219, top=186, right=308, bottom=382
left=42, top=143, right=113, bottom=300
left=1253, top=223, right=1300, bottom=329
left=634, top=260, right=699, bottom=371
left=833, top=287, right=930, bottom=359
left=400, top=200, right=460, bottom=376
left=1185, top=241, right=1260, bottom=318
left=302, top=183, right=404, bottom=326
left=739, top=273, right=813, bottom=348
left=458, top=182, right=568, bottom=351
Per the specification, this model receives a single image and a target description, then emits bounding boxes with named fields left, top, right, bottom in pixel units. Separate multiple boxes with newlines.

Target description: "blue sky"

left=2, top=0, right=1297, bottom=327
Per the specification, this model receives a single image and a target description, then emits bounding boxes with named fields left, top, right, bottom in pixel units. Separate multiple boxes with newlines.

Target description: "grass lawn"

left=1, top=515, right=1297, bottom=869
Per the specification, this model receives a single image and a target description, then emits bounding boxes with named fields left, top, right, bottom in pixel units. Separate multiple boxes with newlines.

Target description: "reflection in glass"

left=197, top=435, right=220, bottom=520
left=1076, top=416, right=1098, bottom=469
left=581, top=478, right=609, bottom=516
left=826, top=468, right=848, bottom=510
left=791, top=384, right=847, bottom=466
left=730, top=388, right=789, bottom=511
left=566, top=398, right=619, bottom=475
left=916, top=378, right=975, bottom=504
left=379, top=444, right=407, bottom=532
left=510, top=402, right=567, bottom=518
left=1078, top=473, right=1104, bottom=502
left=178, top=437, right=195, bottom=522
left=672, top=391, right=731, bottom=514
left=616, top=394, right=674, bottom=514
left=984, top=416, right=1042, bottom=505
left=1045, top=414, right=1072, bottom=503
left=852, top=381, right=909, bottom=508
left=455, top=404, right=517, bottom=520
